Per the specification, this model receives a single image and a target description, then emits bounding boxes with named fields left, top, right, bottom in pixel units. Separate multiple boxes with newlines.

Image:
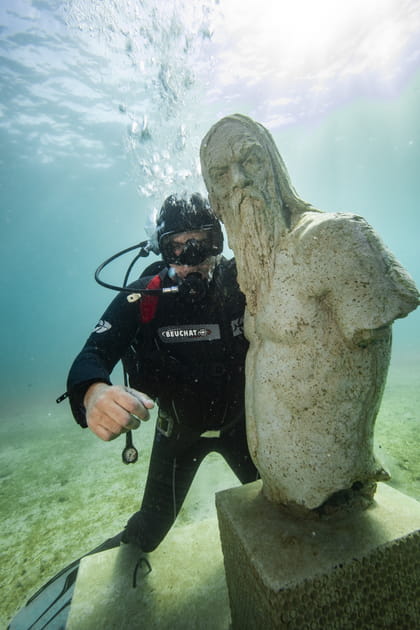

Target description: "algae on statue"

left=200, top=114, right=420, bottom=511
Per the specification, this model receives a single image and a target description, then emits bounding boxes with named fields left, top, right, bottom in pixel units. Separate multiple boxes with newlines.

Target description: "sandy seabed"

left=1, top=357, right=419, bottom=629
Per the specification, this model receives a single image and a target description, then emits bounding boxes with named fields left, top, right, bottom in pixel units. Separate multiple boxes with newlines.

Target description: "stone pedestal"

left=216, top=481, right=420, bottom=630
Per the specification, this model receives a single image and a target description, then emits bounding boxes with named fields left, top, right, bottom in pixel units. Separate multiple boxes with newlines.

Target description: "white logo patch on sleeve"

left=231, top=316, right=244, bottom=337
left=93, top=320, right=112, bottom=334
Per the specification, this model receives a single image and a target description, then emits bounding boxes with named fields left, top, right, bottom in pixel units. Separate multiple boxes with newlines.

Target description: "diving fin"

left=7, top=532, right=123, bottom=630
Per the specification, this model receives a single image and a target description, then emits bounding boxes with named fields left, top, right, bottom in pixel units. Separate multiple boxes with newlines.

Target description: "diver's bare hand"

left=84, top=383, right=154, bottom=441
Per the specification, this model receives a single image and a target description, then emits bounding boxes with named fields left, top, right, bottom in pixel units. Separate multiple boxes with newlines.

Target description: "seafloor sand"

left=1, top=356, right=419, bottom=628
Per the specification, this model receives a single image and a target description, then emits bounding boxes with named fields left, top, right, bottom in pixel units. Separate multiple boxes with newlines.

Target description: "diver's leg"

left=123, top=426, right=208, bottom=551
left=217, top=417, right=259, bottom=484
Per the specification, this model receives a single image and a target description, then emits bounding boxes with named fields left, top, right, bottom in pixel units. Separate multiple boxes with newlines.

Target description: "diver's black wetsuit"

left=67, top=258, right=258, bottom=551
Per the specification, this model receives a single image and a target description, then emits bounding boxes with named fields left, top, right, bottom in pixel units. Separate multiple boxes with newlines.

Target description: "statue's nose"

left=230, top=162, right=251, bottom=188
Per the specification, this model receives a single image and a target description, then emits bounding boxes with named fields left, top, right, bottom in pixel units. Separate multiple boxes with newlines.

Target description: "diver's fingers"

left=91, top=420, right=121, bottom=442
left=124, top=387, right=155, bottom=421
left=101, top=396, right=143, bottom=431
left=87, top=406, right=129, bottom=441
left=85, top=384, right=144, bottom=439
left=110, top=387, right=153, bottom=422
left=87, top=384, right=149, bottom=422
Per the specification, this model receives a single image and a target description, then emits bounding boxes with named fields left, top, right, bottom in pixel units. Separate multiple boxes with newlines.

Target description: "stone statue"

left=200, top=113, right=419, bottom=512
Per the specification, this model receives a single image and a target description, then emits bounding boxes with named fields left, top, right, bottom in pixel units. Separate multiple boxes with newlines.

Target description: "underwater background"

left=1, top=0, right=419, bottom=626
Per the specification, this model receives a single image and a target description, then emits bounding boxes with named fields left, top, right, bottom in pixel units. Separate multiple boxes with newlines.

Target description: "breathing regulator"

left=94, top=193, right=223, bottom=304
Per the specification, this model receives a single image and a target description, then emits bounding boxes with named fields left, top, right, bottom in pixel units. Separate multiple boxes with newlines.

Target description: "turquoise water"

left=1, top=0, right=419, bottom=409
left=1, top=1, right=419, bottom=626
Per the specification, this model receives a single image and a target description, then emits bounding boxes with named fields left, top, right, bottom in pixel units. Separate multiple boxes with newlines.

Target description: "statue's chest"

left=255, top=251, right=326, bottom=343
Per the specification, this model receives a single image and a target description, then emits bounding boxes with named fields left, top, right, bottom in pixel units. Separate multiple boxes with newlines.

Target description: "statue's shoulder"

left=293, top=211, right=379, bottom=252
left=293, top=211, right=419, bottom=310
left=293, top=210, right=368, bottom=235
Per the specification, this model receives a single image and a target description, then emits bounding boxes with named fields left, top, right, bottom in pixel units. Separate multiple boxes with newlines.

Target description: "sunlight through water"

left=1, top=0, right=420, bottom=202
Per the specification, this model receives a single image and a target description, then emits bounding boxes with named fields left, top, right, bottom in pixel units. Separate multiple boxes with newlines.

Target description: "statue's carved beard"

left=219, top=186, right=275, bottom=315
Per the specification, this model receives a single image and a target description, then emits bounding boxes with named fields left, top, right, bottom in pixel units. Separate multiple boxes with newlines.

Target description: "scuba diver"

left=11, top=192, right=259, bottom=630
left=66, top=192, right=259, bottom=552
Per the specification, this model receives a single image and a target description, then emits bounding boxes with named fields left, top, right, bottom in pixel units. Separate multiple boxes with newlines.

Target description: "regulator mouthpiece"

left=178, top=272, right=208, bottom=302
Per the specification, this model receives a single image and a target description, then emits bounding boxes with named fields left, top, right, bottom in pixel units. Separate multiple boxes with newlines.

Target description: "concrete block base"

left=66, top=518, right=230, bottom=630
left=216, top=482, right=420, bottom=629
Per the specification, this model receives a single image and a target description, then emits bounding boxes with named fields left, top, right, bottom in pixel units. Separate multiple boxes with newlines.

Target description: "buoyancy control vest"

left=122, top=258, right=248, bottom=431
